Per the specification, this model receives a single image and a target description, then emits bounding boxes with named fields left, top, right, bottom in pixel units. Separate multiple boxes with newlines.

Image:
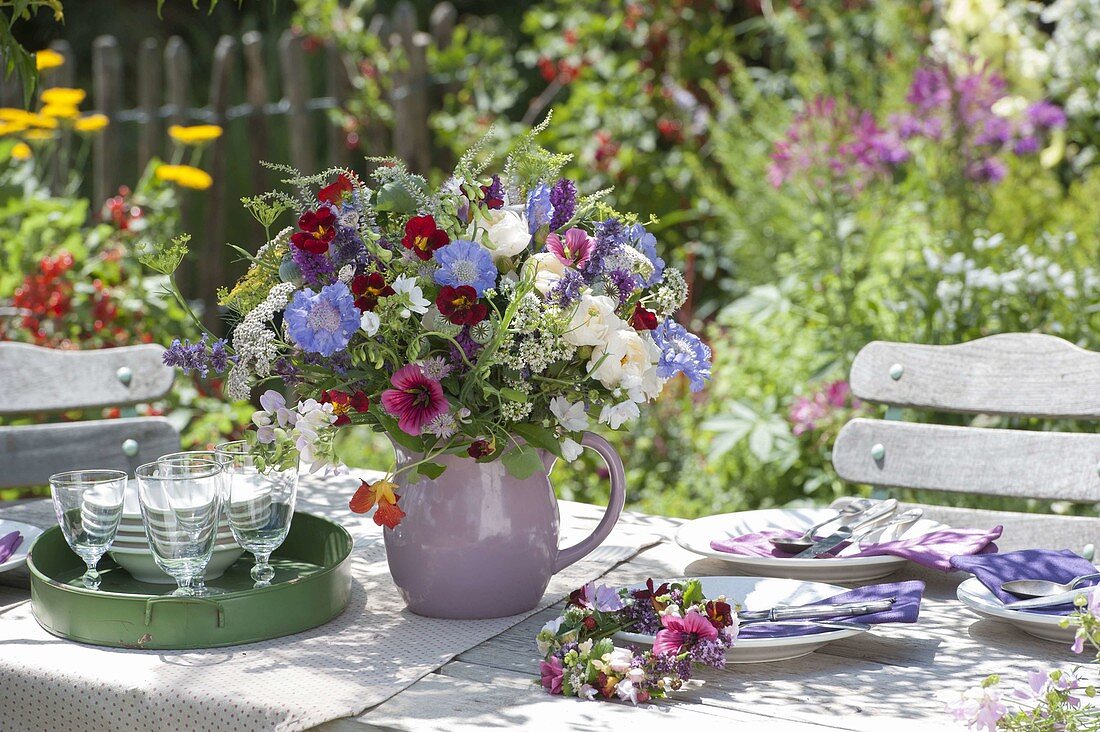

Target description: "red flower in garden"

left=320, top=389, right=371, bottom=426
left=630, top=305, right=658, bottom=331
left=317, top=174, right=353, bottom=205
left=705, top=600, right=734, bottom=628
left=435, top=285, right=487, bottom=326
left=381, top=364, right=450, bottom=436
left=401, top=215, right=449, bottom=260
left=349, top=479, right=406, bottom=529
left=291, top=208, right=338, bottom=254
left=373, top=499, right=406, bottom=529
left=467, top=439, right=492, bottom=459
left=350, top=272, right=394, bottom=312
left=634, top=578, right=670, bottom=610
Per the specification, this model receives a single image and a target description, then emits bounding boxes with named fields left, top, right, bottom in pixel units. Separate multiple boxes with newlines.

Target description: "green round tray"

left=28, top=511, right=354, bottom=650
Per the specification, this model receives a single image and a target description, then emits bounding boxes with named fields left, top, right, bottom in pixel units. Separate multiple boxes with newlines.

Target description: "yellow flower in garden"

left=41, top=104, right=79, bottom=120
left=35, top=49, right=65, bottom=71
left=11, top=143, right=31, bottom=160
left=0, top=109, right=33, bottom=124
left=74, top=114, right=109, bottom=133
left=0, top=121, right=27, bottom=136
left=168, top=124, right=223, bottom=145
left=23, top=129, right=56, bottom=142
left=40, top=88, right=85, bottom=107
left=23, top=113, right=58, bottom=130
left=156, top=164, right=213, bottom=190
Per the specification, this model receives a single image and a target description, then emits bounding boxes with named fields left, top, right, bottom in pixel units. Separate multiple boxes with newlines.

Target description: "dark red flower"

left=436, top=285, right=488, bottom=326
left=291, top=208, right=337, bottom=254
left=348, top=390, right=371, bottom=413
left=467, top=439, right=492, bottom=459
left=351, top=272, right=394, bottom=312
left=318, top=174, right=353, bottom=205
left=630, top=305, right=658, bottom=331
left=401, top=215, right=449, bottom=260
left=582, top=616, right=598, bottom=631
left=479, top=176, right=504, bottom=209
left=705, top=600, right=734, bottom=628
left=321, top=388, right=371, bottom=426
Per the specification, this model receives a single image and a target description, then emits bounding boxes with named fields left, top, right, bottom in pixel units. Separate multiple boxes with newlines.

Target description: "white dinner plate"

left=675, top=508, right=949, bottom=583
left=956, top=577, right=1078, bottom=643
left=612, top=576, right=868, bottom=663
left=0, top=519, right=44, bottom=574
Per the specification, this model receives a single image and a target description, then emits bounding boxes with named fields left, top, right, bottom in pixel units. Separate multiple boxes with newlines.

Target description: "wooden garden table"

left=0, top=481, right=1078, bottom=732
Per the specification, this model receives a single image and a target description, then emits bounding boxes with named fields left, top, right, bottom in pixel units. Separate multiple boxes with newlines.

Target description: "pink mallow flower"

left=653, top=611, right=718, bottom=656
left=540, top=656, right=564, bottom=695
left=545, top=228, right=595, bottom=269
left=381, top=364, right=450, bottom=436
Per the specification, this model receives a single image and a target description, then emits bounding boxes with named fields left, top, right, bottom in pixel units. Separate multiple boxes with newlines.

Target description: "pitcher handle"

left=554, top=432, right=627, bottom=573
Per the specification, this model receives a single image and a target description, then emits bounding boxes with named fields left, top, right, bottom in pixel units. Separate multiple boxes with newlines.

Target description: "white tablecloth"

left=0, top=474, right=660, bottom=731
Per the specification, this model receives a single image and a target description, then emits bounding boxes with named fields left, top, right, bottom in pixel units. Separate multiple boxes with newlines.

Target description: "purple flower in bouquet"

left=548, top=268, right=584, bottom=308
left=163, top=335, right=231, bottom=377
left=381, top=363, right=450, bottom=436
left=1026, top=100, right=1067, bottom=130
left=606, top=269, right=638, bottom=305
left=569, top=582, right=626, bottom=612
left=628, top=223, right=665, bottom=285
left=653, top=611, right=718, bottom=656
left=548, top=178, right=577, bottom=231
left=433, top=240, right=497, bottom=296
left=540, top=656, right=564, bottom=695
left=545, top=228, right=595, bottom=269
left=285, top=282, right=361, bottom=357
left=526, top=182, right=552, bottom=234
left=652, top=319, right=711, bottom=392
left=586, top=218, right=628, bottom=277
left=331, top=226, right=368, bottom=268
left=291, top=245, right=336, bottom=288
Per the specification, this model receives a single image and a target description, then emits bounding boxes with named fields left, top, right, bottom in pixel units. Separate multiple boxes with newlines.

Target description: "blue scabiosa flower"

left=526, top=182, right=552, bottom=234
left=628, top=223, right=665, bottom=285
left=433, top=239, right=497, bottom=296
left=285, top=282, right=360, bottom=356
left=652, top=319, right=711, bottom=392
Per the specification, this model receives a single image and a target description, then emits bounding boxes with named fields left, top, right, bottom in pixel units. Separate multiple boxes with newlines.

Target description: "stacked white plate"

left=108, top=483, right=244, bottom=584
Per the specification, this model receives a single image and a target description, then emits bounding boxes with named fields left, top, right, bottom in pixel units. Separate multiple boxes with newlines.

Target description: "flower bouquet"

left=536, top=579, right=736, bottom=704
left=155, top=120, right=709, bottom=522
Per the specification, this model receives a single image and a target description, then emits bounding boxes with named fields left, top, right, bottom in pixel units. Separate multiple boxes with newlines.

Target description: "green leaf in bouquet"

left=502, top=444, right=543, bottom=480
left=376, top=412, right=428, bottom=454
left=680, top=579, right=704, bottom=607
left=509, top=422, right=563, bottom=458
left=417, top=461, right=446, bottom=480
left=499, top=387, right=528, bottom=402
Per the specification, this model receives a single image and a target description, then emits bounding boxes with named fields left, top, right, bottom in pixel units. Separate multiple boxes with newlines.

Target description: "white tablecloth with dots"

left=0, top=474, right=659, bottom=731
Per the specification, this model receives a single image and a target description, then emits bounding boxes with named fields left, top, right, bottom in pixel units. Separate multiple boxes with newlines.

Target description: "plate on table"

left=613, top=576, right=868, bottom=663
left=957, top=577, right=1077, bottom=643
left=0, top=518, right=45, bottom=574
left=675, top=508, right=950, bottom=582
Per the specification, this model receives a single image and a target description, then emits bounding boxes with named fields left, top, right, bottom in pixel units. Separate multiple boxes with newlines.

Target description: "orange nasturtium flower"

left=349, top=478, right=406, bottom=528
left=40, top=87, right=85, bottom=108
left=155, top=164, right=213, bottom=191
left=74, top=114, right=109, bottom=134
left=168, top=124, right=223, bottom=145
left=35, top=49, right=65, bottom=71
left=11, top=143, right=31, bottom=161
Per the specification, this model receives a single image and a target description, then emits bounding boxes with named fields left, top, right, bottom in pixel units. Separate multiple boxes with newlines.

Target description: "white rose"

left=608, top=647, right=634, bottom=674
left=565, top=294, right=624, bottom=348
left=588, top=326, right=657, bottom=392
left=482, top=209, right=531, bottom=259
left=521, top=252, right=566, bottom=295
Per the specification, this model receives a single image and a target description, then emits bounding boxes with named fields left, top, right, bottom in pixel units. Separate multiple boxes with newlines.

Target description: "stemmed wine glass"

left=215, top=440, right=298, bottom=588
left=49, top=470, right=127, bottom=590
left=135, top=458, right=223, bottom=597
left=157, top=451, right=230, bottom=595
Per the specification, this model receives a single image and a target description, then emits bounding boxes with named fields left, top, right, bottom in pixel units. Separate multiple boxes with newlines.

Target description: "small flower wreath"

left=536, top=578, right=737, bottom=704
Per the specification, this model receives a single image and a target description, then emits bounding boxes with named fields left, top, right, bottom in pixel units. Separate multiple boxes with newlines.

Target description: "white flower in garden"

left=550, top=396, right=589, bottom=431
left=615, top=677, right=641, bottom=705
left=578, top=684, right=598, bottom=701
left=564, top=294, right=624, bottom=347
left=521, top=252, right=566, bottom=295
left=599, top=400, right=640, bottom=429
left=608, top=647, right=634, bottom=674
left=588, top=326, right=660, bottom=396
left=560, top=438, right=583, bottom=462
left=482, top=208, right=531, bottom=259
left=536, top=617, right=563, bottom=655
left=578, top=639, right=593, bottom=657
left=390, top=275, right=430, bottom=317
left=360, top=311, right=380, bottom=336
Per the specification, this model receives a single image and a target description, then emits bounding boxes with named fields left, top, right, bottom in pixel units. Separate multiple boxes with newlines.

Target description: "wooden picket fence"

left=0, top=1, right=461, bottom=333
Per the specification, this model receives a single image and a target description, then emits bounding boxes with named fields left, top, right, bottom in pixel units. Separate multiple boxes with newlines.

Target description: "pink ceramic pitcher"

left=383, top=432, right=626, bottom=619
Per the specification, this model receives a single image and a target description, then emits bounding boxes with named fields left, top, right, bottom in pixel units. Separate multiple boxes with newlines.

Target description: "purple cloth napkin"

left=0, top=531, right=23, bottom=563
left=951, top=549, right=1097, bottom=615
left=710, top=525, right=1002, bottom=571
left=738, top=580, right=925, bottom=639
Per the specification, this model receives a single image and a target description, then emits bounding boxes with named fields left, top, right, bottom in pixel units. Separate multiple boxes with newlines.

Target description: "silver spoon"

left=1001, top=572, right=1100, bottom=600
left=769, top=498, right=876, bottom=554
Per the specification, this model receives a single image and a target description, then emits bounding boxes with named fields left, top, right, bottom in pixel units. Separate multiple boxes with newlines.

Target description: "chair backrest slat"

left=0, top=343, right=174, bottom=416
left=833, top=419, right=1100, bottom=502
left=850, top=333, right=1100, bottom=418
left=0, top=418, right=180, bottom=488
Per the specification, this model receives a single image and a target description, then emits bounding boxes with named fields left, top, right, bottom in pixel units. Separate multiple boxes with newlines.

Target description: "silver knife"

left=739, top=597, right=896, bottom=623
left=794, top=499, right=899, bottom=558
left=1005, top=589, right=1090, bottom=610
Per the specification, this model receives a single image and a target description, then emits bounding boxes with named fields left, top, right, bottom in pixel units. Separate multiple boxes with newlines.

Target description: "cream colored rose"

left=588, top=325, right=659, bottom=393
left=482, top=209, right=531, bottom=259
left=564, top=294, right=623, bottom=347
left=521, top=252, right=566, bottom=295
